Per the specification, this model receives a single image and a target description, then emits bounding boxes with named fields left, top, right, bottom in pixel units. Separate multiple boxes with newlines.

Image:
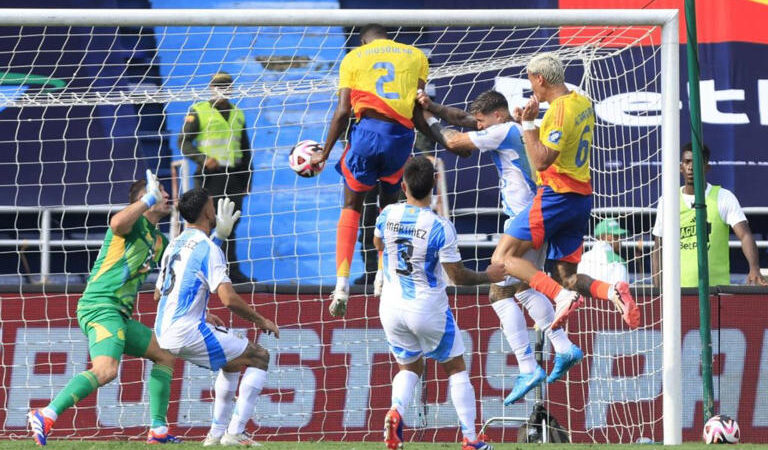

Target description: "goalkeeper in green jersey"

left=28, top=170, right=180, bottom=446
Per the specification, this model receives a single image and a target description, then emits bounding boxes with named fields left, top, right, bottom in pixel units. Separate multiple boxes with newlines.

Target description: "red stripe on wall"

left=559, top=0, right=768, bottom=46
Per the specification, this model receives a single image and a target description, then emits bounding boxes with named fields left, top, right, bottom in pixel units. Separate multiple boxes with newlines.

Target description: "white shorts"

left=166, top=323, right=249, bottom=371
left=379, top=304, right=465, bottom=365
left=498, top=221, right=548, bottom=287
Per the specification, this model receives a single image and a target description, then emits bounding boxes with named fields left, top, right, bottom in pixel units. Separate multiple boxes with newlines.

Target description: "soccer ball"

left=702, top=415, right=740, bottom=444
left=289, top=139, right=325, bottom=177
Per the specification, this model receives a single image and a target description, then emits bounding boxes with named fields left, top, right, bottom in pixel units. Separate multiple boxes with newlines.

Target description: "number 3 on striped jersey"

left=575, top=125, right=591, bottom=167
left=373, top=62, right=399, bottom=100
left=394, top=237, right=414, bottom=276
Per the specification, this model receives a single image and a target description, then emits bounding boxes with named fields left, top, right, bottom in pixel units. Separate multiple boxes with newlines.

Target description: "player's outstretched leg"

left=570, top=274, right=640, bottom=328
left=513, top=288, right=583, bottom=383
left=30, top=362, right=106, bottom=446
left=204, top=370, right=240, bottom=446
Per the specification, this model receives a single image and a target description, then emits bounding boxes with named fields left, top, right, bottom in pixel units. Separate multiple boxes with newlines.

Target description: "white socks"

left=449, top=371, right=477, bottom=442
left=227, top=367, right=267, bottom=435
left=210, top=370, right=240, bottom=437
left=515, top=289, right=574, bottom=354
left=42, top=407, right=58, bottom=422
left=390, top=370, right=419, bottom=417
left=491, top=298, right=537, bottom=373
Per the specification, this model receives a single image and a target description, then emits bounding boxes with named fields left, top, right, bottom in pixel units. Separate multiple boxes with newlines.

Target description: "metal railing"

left=452, top=206, right=768, bottom=249
left=0, top=205, right=126, bottom=283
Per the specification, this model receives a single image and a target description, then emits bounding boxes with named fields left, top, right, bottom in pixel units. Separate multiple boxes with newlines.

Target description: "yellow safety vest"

left=191, top=101, right=245, bottom=167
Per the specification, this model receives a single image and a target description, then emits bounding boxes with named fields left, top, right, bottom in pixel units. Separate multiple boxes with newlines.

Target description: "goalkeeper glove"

left=211, top=198, right=241, bottom=246
left=140, top=169, right=163, bottom=208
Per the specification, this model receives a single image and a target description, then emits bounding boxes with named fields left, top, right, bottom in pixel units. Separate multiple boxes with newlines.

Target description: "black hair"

left=360, top=23, right=387, bottom=40
left=129, top=179, right=147, bottom=204
left=469, top=90, right=509, bottom=115
left=403, top=156, right=435, bottom=200
left=682, top=142, right=711, bottom=162
left=210, top=71, right=233, bottom=88
left=178, top=188, right=210, bottom=223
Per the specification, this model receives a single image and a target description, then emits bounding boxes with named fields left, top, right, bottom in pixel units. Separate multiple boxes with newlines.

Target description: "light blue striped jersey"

left=374, top=203, right=461, bottom=310
left=467, top=121, right=536, bottom=218
left=154, top=228, right=230, bottom=350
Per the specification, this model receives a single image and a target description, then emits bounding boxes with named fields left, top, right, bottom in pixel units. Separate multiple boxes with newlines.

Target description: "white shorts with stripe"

left=164, top=323, right=249, bottom=371
left=379, top=304, right=465, bottom=365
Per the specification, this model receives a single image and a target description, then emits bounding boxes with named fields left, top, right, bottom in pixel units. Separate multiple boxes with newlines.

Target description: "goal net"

left=0, top=8, right=680, bottom=444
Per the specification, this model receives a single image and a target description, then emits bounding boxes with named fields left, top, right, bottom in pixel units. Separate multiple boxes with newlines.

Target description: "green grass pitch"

left=2, top=442, right=768, bottom=449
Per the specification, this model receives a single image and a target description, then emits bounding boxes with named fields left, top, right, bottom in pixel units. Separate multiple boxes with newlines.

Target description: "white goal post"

left=0, top=8, right=680, bottom=444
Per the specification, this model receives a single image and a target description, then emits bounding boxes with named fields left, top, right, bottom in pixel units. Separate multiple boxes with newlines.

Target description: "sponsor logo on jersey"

left=548, top=130, right=562, bottom=145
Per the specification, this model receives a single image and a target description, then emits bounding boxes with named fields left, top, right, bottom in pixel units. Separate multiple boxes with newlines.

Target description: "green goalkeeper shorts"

left=77, top=308, right=152, bottom=360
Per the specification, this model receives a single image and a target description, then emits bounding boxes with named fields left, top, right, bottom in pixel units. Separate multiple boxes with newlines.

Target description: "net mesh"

left=0, top=19, right=664, bottom=444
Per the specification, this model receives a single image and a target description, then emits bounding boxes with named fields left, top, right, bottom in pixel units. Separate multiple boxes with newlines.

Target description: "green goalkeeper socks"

left=149, top=364, right=173, bottom=428
left=48, top=370, right=99, bottom=416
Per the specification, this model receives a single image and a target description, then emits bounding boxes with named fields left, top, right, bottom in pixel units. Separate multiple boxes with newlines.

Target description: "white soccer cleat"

left=203, top=431, right=222, bottom=447
left=373, top=270, right=383, bottom=297
left=329, top=289, right=349, bottom=317
left=220, top=432, right=262, bottom=447
left=550, top=290, right=583, bottom=330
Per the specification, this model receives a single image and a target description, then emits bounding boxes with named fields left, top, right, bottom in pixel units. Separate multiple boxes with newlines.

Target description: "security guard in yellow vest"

left=652, top=143, right=765, bottom=287
left=179, top=72, right=251, bottom=283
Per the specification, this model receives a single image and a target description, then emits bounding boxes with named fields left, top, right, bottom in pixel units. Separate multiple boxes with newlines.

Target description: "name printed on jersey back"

left=385, top=221, right=428, bottom=240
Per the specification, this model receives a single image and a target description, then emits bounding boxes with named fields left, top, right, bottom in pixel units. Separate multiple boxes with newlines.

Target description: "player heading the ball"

left=309, top=23, right=431, bottom=318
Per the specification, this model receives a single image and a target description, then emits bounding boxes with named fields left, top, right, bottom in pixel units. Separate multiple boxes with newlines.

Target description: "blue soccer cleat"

left=546, top=345, right=584, bottom=383
left=28, top=409, right=54, bottom=446
left=147, top=430, right=182, bottom=444
left=503, top=365, right=546, bottom=406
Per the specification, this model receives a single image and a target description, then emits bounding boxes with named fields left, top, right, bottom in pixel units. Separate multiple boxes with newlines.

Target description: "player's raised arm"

left=312, top=87, right=352, bottom=167
left=422, top=110, right=476, bottom=157
left=417, top=90, right=478, bottom=129
left=519, top=94, right=560, bottom=171
left=109, top=169, right=167, bottom=236
left=217, top=282, right=279, bottom=338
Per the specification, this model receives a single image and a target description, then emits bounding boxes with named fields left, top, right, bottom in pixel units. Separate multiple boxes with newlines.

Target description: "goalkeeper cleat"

left=611, top=281, right=640, bottom=328
left=462, top=434, right=493, bottom=450
left=329, top=289, right=349, bottom=317
left=503, top=365, right=546, bottom=406
left=547, top=344, right=584, bottom=383
left=147, top=430, right=182, bottom=444
left=220, top=432, right=262, bottom=446
left=28, top=409, right=54, bottom=446
left=550, top=291, right=583, bottom=329
left=373, top=270, right=383, bottom=297
left=384, top=407, right=404, bottom=449
left=203, top=431, right=223, bottom=446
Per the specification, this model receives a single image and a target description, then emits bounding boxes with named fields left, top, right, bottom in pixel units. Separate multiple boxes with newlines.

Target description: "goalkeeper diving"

left=29, top=170, right=180, bottom=445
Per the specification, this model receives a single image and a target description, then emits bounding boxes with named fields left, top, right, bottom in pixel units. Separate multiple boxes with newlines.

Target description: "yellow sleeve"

left=538, top=100, right=566, bottom=152
left=418, top=49, right=429, bottom=82
left=338, top=53, right=354, bottom=90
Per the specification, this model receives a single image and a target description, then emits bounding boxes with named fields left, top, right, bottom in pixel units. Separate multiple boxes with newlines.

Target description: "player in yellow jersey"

left=310, top=24, right=429, bottom=317
left=500, top=53, right=640, bottom=345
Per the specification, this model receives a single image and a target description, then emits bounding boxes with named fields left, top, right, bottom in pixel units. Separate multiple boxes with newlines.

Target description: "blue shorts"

left=505, top=186, right=592, bottom=263
left=335, top=117, right=414, bottom=193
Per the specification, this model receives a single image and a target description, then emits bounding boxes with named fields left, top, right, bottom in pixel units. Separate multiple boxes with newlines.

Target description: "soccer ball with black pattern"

left=702, top=414, right=740, bottom=444
left=289, top=139, right=325, bottom=178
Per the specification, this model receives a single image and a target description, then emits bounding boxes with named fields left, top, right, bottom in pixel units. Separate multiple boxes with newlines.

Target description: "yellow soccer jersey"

left=536, top=91, right=594, bottom=195
left=338, top=39, right=428, bottom=129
